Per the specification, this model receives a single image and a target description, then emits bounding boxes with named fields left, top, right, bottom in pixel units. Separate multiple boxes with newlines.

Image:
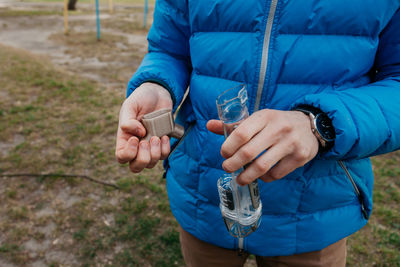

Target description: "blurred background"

left=0, top=0, right=399, bottom=266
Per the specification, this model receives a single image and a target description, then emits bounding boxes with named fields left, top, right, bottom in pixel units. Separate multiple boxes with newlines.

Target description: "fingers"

left=221, top=111, right=267, bottom=158
left=118, top=99, right=146, bottom=138
left=222, top=126, right=279, bottom=173
left=236, top=142, right=291, bottom=185
left=260, top=141, right=316, bottom=182
left=127, top=136, right=170, bottom=173
left=206, top=120, right=224, bottom=135
left=120, top=118, right=146, bottom=138
left=261, top=155, right=303, bottom=183
left=116, top=102, right=146, bottom=164
left=129, top=141, right=151, bottom=172
left=148, top=137, right=161, bottom=168
left=116, top=129, right=139, bottom=164
left=160, top=136, right=170, bottom=160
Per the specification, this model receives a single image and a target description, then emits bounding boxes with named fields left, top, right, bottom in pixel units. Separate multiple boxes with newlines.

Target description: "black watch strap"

left=294, top=104, right=323, bottom=116
left=293, top=105, right=335, bottom=152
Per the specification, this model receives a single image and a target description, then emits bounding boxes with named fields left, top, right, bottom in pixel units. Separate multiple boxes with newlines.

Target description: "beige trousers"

left=179, top=227, right=347, bottom=267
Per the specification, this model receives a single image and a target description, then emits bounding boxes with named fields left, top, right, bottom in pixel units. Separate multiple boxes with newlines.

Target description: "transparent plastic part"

left=216, top=84, right=262, bottom=238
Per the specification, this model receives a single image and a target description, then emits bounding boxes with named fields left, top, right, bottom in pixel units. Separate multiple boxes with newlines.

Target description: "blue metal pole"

left=95, top=0, right=101, bottom=40
left=144, top=0, right=148, bottom=28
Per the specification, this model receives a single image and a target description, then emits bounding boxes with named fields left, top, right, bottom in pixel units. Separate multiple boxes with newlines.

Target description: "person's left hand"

left=206, top=109, right=319, bottom=185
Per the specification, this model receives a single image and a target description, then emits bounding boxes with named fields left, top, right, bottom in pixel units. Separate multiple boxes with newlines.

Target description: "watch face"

left=315, top=113, right=335, bottom=141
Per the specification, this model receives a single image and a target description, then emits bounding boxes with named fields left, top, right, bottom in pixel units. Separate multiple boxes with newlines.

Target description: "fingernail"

left=236, top=178, right=244, bottom=186
left=140, top=141, right=149, bottom=150
left=135, top=128, right=143, bottom=137
left=162, top=137, right=169, bottom=144
left=131, top=138, right=138, bottom=147
left=222, top=161, right=231, bottom=173
left=151, top=138, right=160, bottom=147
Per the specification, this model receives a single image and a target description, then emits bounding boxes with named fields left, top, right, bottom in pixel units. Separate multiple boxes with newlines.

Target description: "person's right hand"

left=115, top=82, right=173, bottom=173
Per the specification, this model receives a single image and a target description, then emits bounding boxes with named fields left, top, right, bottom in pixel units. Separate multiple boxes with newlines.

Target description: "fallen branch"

left=0, top=173, right=120, bottom=190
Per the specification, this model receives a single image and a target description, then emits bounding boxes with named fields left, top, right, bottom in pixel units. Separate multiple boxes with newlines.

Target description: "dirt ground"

left=0, top=1, right=150, bottom=92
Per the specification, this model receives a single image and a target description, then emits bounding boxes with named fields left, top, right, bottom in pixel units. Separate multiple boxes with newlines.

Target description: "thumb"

left=119, top=100, right=146, bottom=137
left=120, top=118, right=146, bottom=138
left=206, top=120, right=224, bottom=135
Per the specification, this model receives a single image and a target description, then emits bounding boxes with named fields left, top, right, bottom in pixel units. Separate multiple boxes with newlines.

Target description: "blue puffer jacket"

left=128, top=0, right=400, bottom=256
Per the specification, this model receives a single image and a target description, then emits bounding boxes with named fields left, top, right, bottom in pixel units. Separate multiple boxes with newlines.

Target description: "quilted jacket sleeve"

left=127, top=0, right=191, bottom=111
left=291, top=8, right=400, bottom=160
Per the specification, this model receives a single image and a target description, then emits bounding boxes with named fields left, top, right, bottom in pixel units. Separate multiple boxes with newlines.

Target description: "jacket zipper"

left=253, top=0, right=279, bottom=112
left=236, top=0, right=279, bottom=253
left=238, top=237, right=244, bottom=254
left=338, top=161, right=368, bottom=219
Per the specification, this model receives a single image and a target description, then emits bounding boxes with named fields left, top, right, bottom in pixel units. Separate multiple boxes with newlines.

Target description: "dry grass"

left=0, top=44, right=182, bottom=266
left=49, top=31, right=130, bottom=59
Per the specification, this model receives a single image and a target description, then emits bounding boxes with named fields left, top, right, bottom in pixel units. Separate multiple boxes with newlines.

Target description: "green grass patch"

left=6, top=190, right=17, bottom=199
left=0, top=243, right=19, bottom=253
left=0, top=21, right=179, bottom=266
left=347, top=152, right=400, bottom=266
left=7, top=206, right=29, bottom=221
left=113, top=249, right=138, bottom=267
left=0, top=242, right=28, bottom=265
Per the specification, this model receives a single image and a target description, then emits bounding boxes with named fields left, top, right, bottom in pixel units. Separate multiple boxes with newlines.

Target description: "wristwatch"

left=294, top=105, right=336, bottom=152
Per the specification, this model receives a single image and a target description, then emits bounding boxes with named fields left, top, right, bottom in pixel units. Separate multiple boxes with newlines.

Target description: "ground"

left=0, top=1, right=399, bottom=267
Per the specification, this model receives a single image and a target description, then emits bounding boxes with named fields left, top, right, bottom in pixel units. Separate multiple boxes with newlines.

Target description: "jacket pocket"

left=338, top=160, right=369, bottom=219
